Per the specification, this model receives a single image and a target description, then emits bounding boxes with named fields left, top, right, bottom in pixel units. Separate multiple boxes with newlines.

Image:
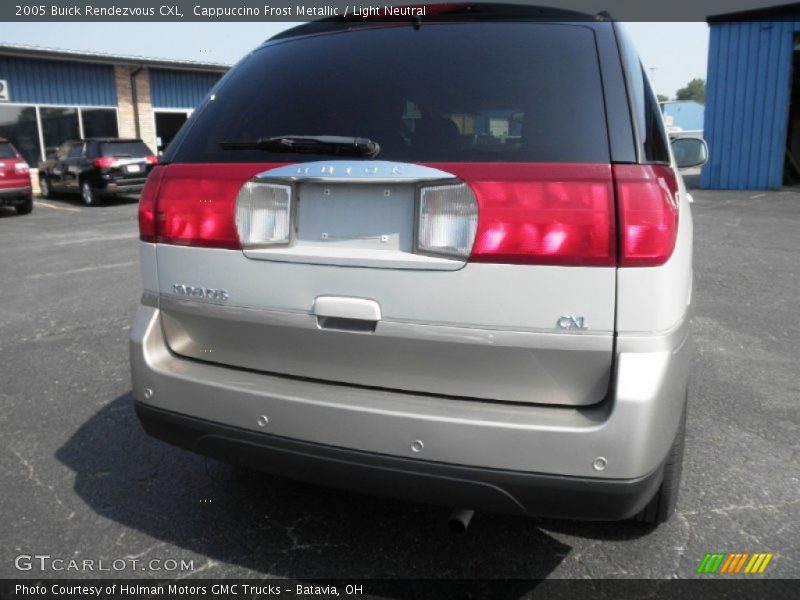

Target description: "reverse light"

left=235, top=181, right=292, bottom=248
left=14, top=162, right=30, bottom=175
left=417, top=183, right=478, bottom=259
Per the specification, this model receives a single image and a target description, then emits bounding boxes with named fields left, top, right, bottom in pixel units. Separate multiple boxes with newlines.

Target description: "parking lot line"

left=53, top=233, right=139, bottom=246
left=35, top=200, right=82, bottom=212
left=27, top=260, right=137, bottom=279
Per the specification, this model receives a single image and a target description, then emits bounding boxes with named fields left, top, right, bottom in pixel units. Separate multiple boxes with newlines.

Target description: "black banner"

left=2, top=579, right=799, bottom=600
left=1, top=0, right=798, bottom=22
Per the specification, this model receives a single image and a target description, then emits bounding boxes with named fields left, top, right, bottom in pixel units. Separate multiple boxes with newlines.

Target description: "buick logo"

left=295, top=164, right=403, bottom=176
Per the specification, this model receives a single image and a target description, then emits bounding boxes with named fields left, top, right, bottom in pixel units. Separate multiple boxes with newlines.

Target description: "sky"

left=0, top=21, right=709, bottom=99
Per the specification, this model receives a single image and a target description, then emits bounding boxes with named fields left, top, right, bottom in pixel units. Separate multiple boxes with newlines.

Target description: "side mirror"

left=671, top=137, right=708, bottom=169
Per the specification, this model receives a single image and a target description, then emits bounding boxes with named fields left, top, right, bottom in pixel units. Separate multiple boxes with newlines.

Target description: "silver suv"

left=130, top=5, right=708, bottom=526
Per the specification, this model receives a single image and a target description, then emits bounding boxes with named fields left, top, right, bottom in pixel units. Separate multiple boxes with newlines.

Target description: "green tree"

left=657, top=94, right=670, bottom=103
left=675, top=78, right=706, bottom=103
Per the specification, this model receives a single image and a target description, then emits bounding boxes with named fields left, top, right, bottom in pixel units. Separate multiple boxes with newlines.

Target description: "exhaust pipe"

left=448, top=508, right=475, bottom=533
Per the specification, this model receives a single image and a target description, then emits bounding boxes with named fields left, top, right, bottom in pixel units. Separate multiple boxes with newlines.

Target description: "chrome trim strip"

left=254, top=160, right=455, bottom=183
left=159, top=294, right=614, bottom=351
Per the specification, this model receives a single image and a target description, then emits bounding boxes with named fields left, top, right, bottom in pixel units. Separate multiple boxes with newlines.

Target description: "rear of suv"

left=39, top=138, right=157, bottom=206
left=131, top=5, right=707, bottom=525
left=0, top=138, right=33, bottom=215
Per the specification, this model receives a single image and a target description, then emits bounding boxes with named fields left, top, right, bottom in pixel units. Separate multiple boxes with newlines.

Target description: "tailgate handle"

left=313, top=296, right=381, bottom=333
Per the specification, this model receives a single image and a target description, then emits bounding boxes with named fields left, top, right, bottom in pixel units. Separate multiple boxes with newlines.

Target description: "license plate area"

left=125, top=164, right=142, bottom=174
left=239, top=160, right=466, bottom=270
left=296, top=183, right=413, bottom=252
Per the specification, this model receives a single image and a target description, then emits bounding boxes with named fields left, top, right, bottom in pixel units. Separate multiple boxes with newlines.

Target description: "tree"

left=675, top=78, right=706, bottom=103
left=657, top=94, right=670, bottom=103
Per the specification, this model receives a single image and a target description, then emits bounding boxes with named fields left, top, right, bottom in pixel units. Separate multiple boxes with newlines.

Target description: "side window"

left=67, top=143, right=83, bottom=159
left=641, top=68, right=670, bottom=163
left=56, top=142, right=71, bottom=160
left=615, top=24, right=670, bottom=164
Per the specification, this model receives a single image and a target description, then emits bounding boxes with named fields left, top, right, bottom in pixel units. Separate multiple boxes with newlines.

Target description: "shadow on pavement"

left=0, top=206, right=26, bottom=218
left=57, top=393, right=654, bottom=588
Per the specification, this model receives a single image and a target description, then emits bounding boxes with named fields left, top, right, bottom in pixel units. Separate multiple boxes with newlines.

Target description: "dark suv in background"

left=38, top=138, right=157, bottom=206
left=0, top=138, right=33, bottom=215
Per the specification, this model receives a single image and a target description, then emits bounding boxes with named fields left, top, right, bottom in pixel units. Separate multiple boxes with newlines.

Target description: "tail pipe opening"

left=448, top=508, right=475, bottom=533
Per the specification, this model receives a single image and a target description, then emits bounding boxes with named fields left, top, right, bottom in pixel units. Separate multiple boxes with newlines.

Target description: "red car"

left=0, top=138, right=33, bottom=215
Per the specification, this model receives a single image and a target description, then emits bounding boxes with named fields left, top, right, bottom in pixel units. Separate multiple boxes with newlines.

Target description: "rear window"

left=170, top=22, right=609, bottom=164
left=0, top=143, right=17, bottom=159
left=100, top=141, right=152, bottom=158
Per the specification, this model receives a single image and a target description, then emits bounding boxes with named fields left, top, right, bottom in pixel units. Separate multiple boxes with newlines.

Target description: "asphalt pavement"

left=0, top=188, right=798, bottom=582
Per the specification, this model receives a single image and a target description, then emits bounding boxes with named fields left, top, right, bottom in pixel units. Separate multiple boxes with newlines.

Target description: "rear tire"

left=39, top=176, right=52, bottom=199
left=634, top=396, right=687, bottom=525
left=15, top=197, right=33, bottom=215
left=82, top=181, right=100, bottom=206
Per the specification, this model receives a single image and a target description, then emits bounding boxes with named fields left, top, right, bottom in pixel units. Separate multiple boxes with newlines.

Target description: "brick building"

left=0, top=44, right=227, bottom=188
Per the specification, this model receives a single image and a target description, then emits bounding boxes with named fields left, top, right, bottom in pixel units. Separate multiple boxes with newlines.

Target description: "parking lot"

left=1, top=188, right=798, bottom=581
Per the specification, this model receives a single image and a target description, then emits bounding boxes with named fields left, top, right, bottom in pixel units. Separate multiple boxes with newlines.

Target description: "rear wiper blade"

left=220, top=135, right=380, bottom=158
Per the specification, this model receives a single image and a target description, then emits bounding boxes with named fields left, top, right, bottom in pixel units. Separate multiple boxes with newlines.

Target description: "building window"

left=40, top=107, right=80, bottom=155
left=0, top=104, right=118, bottom=163
left=81, top=108, right=118, bottom=138
left=0, top=104, right=41, bottom=166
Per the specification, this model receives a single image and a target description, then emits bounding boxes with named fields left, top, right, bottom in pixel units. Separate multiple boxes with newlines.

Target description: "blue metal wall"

left=702, top=18, right=800, bottom=189
left=0, top=55, right=116, bottom=106
left=149, top=68, right=222, bottom=109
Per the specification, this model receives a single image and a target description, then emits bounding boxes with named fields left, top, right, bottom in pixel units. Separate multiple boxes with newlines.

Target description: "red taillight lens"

left=144, top=164, right=277, bottom=249
left=438, top=164, right=615, bottom=266
left=155, top=168, right=241, bottom=249
left=144, top=155, right=158, bottom=165
left=93, top=157, right=117, bottom=169
left=14, top=161, right=30, bottom=175
left=138, top=167, right=165, bottom=242
left=614, top=165, right=679, bottom=267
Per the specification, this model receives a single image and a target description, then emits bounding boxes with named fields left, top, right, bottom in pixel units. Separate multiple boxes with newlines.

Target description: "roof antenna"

left=412, top=15, right=422, bottom=30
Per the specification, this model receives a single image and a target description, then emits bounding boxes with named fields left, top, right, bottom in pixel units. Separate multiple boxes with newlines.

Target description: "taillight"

left=137, top=162, right=680, bottom=267
left=614, top=165, right=679, bottom=267
left=144, top=155, right=159, bottom=165
left=138, top=167, right=165, bottom=242
left=94, top=157, right=117, bottom=169
left=443, top=164, right=616, bottom=266
left=14, top=162, right=30, bottom=175
left=417, top=183, right=478, bottom=259
left=138, top=164, right=281, bottom=249
left=235, top=181, right=292, bottom=248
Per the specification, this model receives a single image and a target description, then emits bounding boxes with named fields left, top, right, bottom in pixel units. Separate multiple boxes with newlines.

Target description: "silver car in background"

left=130, top=4, right=708, bottom=527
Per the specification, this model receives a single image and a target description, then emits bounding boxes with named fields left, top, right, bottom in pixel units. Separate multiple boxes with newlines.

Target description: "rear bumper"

left=98, top=180, right=145, bottom=195
left=131, top=303, right=691, bottom=519
left=135, top=400, right=662, bottom=520
left=0, top=185, right=32, bottom=203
